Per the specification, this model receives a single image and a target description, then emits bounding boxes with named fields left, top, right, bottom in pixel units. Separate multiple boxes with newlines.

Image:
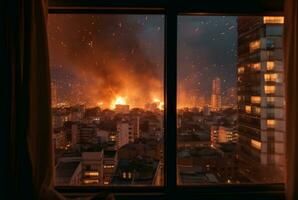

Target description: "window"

left=263, top=16, right=284, bottom=24
left=264, top=73, right=278, bottom=82
left=264, top=85, right=276, bottom=94
left=251, top=96, right=261, bottom=104
left=266, top=61, right=275, bottom=70
left=249, top=40, right=261, bottom=52
left=48, top=1, right=286, bottom=198
left=245, top=105, right=252, bottom=113
left=251, top=139, right=261, bottom=150
left=238, top=66, right=244, bottom=74
left=177, top=15, right=285, bottom=185
left=49, top=14, right=164, bottom=186
left=251, top=63, right=261, bottom=71
left=267, top=119, right=276, bottom=127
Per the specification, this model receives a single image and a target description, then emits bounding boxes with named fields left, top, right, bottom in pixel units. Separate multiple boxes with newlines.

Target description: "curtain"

left=2, top=0, right=63, bottom=199
left=284, top=0, right=298, bottom=200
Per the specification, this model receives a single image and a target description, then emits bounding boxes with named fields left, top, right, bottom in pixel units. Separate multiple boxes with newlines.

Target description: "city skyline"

left=49, top=15, right=237, bottom=109
left=50, top=15, right=285, bottom=186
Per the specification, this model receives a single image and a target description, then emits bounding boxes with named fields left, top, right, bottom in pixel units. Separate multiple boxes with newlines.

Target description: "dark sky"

left=48, top=14, right=237, bottom=108
left=178, top=16, right=237, bottom=107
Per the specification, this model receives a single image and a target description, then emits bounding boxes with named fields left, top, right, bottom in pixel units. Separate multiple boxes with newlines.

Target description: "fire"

left=153, top=98, right=164, bottom=110
left=97, top=101, right=103, bottom=107
left=115, top=96, right=126, bottom=105
left=110, top=96, right=127, bottom=109
left=153, top=98, right=161, bottom=103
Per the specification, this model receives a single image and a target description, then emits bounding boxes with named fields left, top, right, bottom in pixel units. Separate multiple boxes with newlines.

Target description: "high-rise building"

left=51, top=81, right=58, bottom=107
left=223, top=87, right=237, bottom=108
left=211, top=77, right=222, bottom=111
left=237, top=16, right=285, bottom=182
left=116, top=121, right=130, bottom=149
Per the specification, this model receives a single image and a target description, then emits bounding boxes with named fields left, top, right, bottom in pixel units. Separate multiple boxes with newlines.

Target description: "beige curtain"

left=284, top=0, right=298, bottom=200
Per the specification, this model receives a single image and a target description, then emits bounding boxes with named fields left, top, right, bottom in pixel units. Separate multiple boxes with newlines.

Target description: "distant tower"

left=51, top=82, right=58, bottom=107
left=225, top=87, right=237, bottom=108
left=211, top=77, right=222, bottom=111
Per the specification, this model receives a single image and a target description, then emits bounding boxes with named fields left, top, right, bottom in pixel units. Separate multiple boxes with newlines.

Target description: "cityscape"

left=49, top=15, right=285, bottom=186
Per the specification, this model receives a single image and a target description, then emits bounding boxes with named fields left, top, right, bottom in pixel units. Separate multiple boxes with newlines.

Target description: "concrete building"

left=102, top=150, right=118, bottom=185
left=211, top=125, right=238, bottom=148
left=211, top=77, right=222, bottom=111
left=81, top=151, right=103, bottom=185
left=237, top=16, right=285, bottom=182
left=116, top=121, right=130, bottom=149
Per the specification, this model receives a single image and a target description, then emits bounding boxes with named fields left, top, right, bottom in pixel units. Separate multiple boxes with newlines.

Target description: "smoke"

left=48, top=14, right=163, bottom=108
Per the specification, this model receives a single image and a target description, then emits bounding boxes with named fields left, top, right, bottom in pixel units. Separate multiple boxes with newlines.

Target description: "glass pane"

left=48, top=14, right=164, bottom=186
left=177, top=16, right=285, bottom=184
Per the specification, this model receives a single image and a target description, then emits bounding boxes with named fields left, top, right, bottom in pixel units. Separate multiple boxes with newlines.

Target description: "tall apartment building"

left=237, top=16, right=285, bottom=182
left=211, top=77, right=222, bottom=111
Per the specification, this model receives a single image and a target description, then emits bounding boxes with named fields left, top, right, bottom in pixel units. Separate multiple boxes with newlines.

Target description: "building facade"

left=237, top=16, right=285, bottom=182
left=211, top=77, right=222, bottom=111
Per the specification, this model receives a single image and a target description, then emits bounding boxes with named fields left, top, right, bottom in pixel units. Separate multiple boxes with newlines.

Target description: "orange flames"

left=96, top=95, right=164, bottom=110
left=110, top=96, right=127, bottom=109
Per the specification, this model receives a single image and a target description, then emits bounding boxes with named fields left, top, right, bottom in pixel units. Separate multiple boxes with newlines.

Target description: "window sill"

left=56, top=183, right=285, bottom=200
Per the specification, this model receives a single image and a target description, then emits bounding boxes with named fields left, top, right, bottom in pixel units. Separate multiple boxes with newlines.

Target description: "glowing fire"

left=153, top=98, right=164, bottom=110
left=110, top=96, right=127, bottom=109
left=97, top=101, right=103, bottom=107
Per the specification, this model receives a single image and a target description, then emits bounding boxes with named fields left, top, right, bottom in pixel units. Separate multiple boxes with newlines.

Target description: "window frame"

left=49, top=0, right=285, bottom=199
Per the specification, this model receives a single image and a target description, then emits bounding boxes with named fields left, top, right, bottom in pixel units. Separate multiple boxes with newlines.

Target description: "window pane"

left=48, top=14, right=164, bottom=186
left=177, top=16, right=285, bottom=184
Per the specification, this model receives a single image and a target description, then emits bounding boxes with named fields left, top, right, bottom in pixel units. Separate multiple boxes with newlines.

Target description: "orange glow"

left=264, top=73, right=278, bottom=82
left=266, top=61, right=275, bottom=70
left=110, top=96, right=127, bottom=109
left=83, top=179, right=99, bottom=184
left=153, top=98, right=164, bottom=110
left=97, top=101, right=103, bottom=107
left=251, top=139, right=261, bottom=150
left=251, top=63, right=261, bottom=71
left=267, top=119, right=276, bottom=127
left=264, top=86, right=276, bottom=94
left=238, top=66, right=245, bottom=74
left=245, top=105, right=252, bottom=113
left=263, top=16, right=284, bottom=24
left=85, top=171, right=99, bottom=176
left=249, top=40, right=261, bottom=52
left=251, top=96, right=261, bottom=104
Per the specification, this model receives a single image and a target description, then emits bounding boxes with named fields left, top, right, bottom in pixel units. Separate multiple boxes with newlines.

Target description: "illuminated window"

left=238, top=66, right=245, bottom=74
left=267, top=97, right=275, bottom=103
left=103, top=181, right=109, bottom=185
left=266, top=61, right=275, bottom=70
left=264, top=73, right=278, bottom=82
left=267, top=119, right=276, bottom=127
left=104, top=165, right=114, bottom=169
left=122, top=172, right=127, bottom=179
left=83, top=180, right=99, bottom=184
left=128, top=172, right=132, bottom=179
left=251, top=63, right=261, bottom=71
left=251, top=96, right=261, bottom=104
left=85, top=171, right=99, bottom=177
left=263, top=16, right=284, bottom=24
left=264, top=85, right=276, bottom=94
left=245, top=105, right=252, bottom=113
left=249, top=40, right=261, bottom=52
left=254, top=107, right=261, bottom=114
left=251, top=139, right=261, bottom=150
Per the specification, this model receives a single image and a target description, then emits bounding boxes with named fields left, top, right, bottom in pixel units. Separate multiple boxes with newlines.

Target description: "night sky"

left=48, top=14, right=237, bottom=108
